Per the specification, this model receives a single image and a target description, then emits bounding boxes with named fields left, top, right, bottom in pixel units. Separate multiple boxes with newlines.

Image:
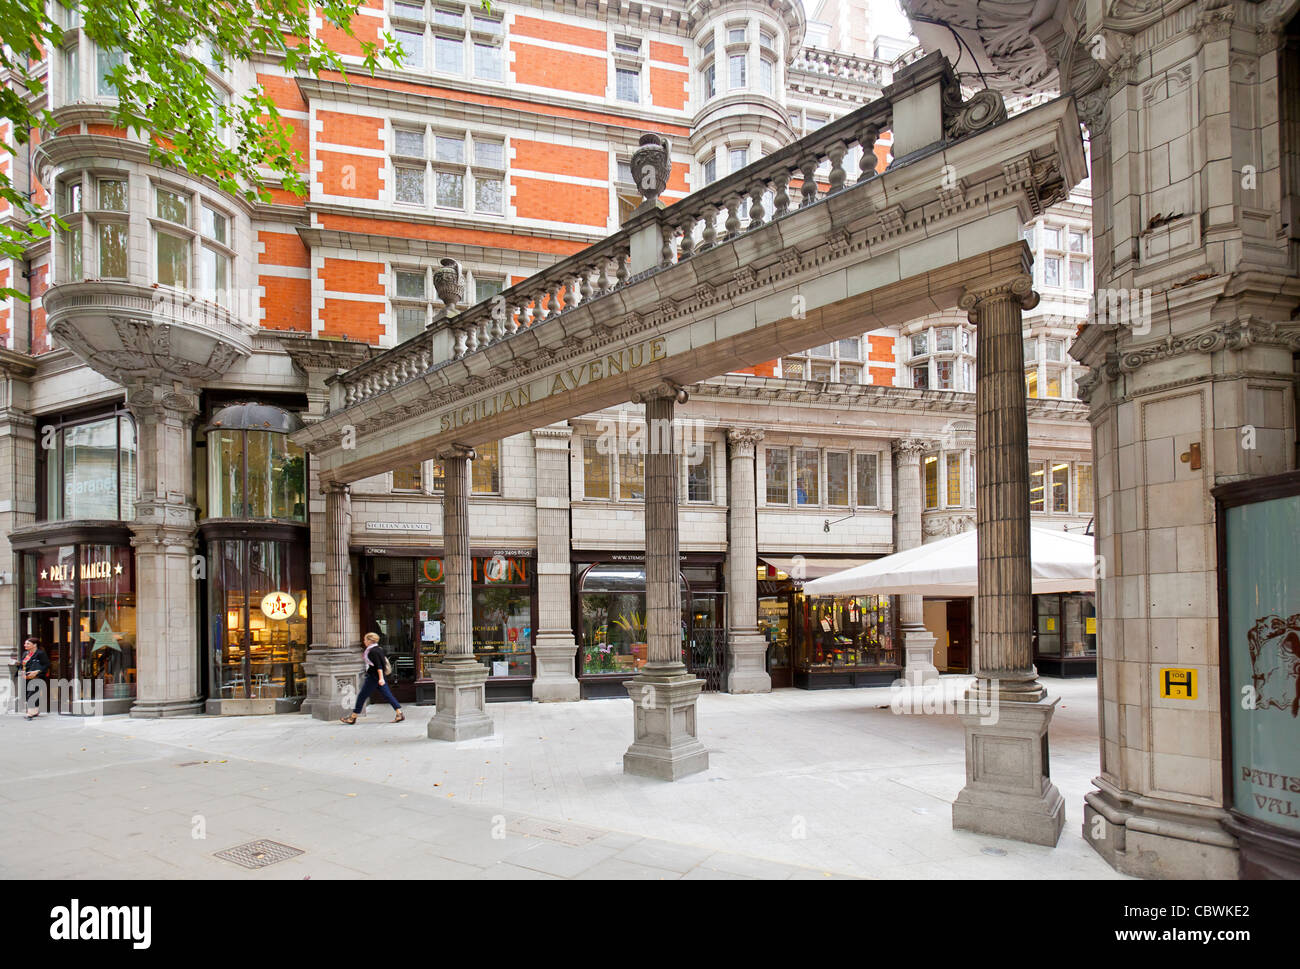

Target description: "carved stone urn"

left=630, top=133, right=672, bottom=204
left=432, top=258, right=464, bottom=307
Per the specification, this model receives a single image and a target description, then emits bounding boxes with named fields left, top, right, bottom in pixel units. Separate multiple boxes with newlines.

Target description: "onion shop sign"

left=438, top=336, right=668, bottom=433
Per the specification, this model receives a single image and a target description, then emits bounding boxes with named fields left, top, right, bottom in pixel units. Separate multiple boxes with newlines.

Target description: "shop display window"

left=577, top=564, right=689, bottom=675
left=797, top=595, right=897, bottom=670
left=205, top=404, right=307, bottom=521
left=208, top=538, right=309, bottom=700
left=416, top=555, right=534, bottom=678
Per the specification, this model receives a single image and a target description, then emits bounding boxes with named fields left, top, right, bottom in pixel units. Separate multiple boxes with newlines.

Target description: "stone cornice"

left=1075, top=318, right=1300, bottom=402
left=278, top=334, right=376, bottom=375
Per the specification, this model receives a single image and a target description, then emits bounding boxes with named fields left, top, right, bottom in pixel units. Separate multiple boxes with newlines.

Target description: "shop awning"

left=801, top=526, right=1096, bottom=598
left=759, top=556, right=879, bottom=580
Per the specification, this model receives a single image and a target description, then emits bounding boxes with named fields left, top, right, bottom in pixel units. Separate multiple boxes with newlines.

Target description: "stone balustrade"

left=331, top=52, right=976, bottom=413
left=790, top=45, right=890, bottom=87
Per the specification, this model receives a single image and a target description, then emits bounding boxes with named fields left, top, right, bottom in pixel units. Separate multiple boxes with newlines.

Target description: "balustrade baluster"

left=700, top=204, right=718, bottom=250
left=828, top=141, right=847, bottom=194
left=773, top=171, right=791, bottom=218
left=677, top=216, right=695, bottom=259
left=546, top=283, right=561, bottom=317
left=725, top=195, right=742, bottom=239
left=748, top=182, right=767, bottom=229
left=856, top=124, right=881, bottom=181
left=581, top=267, right=595, bottom=303
left=615, top=249, right=629, bottom=287
left=598, top=260, right=613, bottom=295
left=800, top=157, right=819, bottom=207
left=661, top=224, right=676, bottom=267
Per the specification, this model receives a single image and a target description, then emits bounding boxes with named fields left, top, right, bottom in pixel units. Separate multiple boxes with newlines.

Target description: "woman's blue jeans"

left=354, top=676, right=401, bottom=714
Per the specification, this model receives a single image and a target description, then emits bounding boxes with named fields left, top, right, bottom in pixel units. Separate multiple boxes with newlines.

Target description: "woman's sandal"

left=339, top=713, right=357, bottom=724
left=393, top=710, right=405, bottom=723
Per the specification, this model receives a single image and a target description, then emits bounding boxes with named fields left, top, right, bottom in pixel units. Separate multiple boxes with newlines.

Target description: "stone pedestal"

left=901, top=625, right=940, bottom=684
left=952, top=694, right=1065, bottom=846
left=532, top=632, right=581, bottom=702
left=427, top=660, right=493, bottom=740
left=304, top=645, right=364, bottom=722
left=725, top=631, right=771, bottom=694
left=623, top=670, right=709, bottom=780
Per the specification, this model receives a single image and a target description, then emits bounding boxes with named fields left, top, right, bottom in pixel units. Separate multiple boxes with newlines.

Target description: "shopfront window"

left=208, top=538, right=309, bottom=700
left=39, top=410, right=136, bottom=521
left=78, top=544, right=136, bottom=697
left=19, top=541, right=137, bottom=701
left=416, top=555, right=534, bottom=677
left=205, top=403, right=306, bottom=521
left=577, top=564, right=689, bottom=676
left=798, top=596, right=896, bottom=670
left=1034, top=592, right=1096, bottom=659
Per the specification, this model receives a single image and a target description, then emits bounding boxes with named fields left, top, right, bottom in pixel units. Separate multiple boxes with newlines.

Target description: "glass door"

left=759, top=596, right=791, bottom=688
left=369, top=601, right=417, bottom=702
left=687, top=593, right=726, bottom=692
left=23, top=609, right=72, bottom=686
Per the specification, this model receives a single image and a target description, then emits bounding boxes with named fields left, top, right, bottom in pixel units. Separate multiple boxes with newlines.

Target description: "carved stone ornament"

left=960, top=274, right=1040, bottom=323
left=630, top=133, right=672, bottom=204
left=632, top=380, right=688, bottom=405
left=943, top=86, right=1008, bottom=141
left=923, top=514, right=975, bottom=537
left=432, top=258, right=465, bottom=307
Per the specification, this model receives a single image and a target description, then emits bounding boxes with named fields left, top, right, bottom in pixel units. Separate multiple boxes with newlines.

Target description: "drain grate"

left=506, top=817, right=603, bottom=846
left=215, top=840, right=305, bottom=870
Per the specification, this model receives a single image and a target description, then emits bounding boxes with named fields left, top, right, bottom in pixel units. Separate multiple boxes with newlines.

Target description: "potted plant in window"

left=613, top=611, right=648, bottom=669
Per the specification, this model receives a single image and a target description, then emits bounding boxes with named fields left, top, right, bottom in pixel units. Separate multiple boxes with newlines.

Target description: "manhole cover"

left=506, top=817, right=603, bottom=846
left=215, top=840, right=304, bottom=869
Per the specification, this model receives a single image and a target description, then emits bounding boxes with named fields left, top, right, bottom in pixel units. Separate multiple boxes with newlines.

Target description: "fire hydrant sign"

left=1159, top=668, right=1197, bottom=700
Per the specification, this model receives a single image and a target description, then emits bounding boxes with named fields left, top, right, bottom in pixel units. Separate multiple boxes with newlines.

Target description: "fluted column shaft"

left=963, top=272, right=1043, bottom=700
left=725, top=428, right=762, bottom=633
left=439, top=445, right=475, bottom=663
left=642, top=389, right=684, bottom=670
left=322, top=481, right=352, bottom=649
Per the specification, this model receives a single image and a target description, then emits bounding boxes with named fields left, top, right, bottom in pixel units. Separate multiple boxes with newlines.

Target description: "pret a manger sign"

left=438, top=336, right=667, bottom=433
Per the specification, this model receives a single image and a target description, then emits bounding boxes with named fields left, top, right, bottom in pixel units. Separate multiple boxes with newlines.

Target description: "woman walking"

left=340, top=632, right=404, bottom=724
left=19, top=637, right=50, bottom=720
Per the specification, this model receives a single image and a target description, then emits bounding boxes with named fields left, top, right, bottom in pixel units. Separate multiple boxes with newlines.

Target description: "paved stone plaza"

left=0, top=677, right=1126, bottom=880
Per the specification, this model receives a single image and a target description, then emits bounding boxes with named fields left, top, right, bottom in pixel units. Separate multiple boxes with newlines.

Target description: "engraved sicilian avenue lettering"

left=439, top=337, right=665, bottom=432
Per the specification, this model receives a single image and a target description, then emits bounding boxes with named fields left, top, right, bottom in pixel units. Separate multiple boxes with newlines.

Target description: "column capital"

left=960, top=273, right=1039, bottom=323
left=892, top=437, right=931, bottom=459
left=436, top=442, right=477, bottom=462
left=124, top=381, right=201, bottom=422
left=726, top=426, right=764, bottom=456
left=320, top=478, right=350, bottom=497
left=632, top=380, right=688, bottom=405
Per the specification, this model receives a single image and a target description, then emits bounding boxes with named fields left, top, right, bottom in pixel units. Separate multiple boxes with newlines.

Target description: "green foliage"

left=0, top=0, right=490, bottom=298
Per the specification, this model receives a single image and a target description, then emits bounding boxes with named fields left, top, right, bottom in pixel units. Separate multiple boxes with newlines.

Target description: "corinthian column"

left=304, top=479, right=362, bottom=720
left=127, top=383, right=203, bottom=718
left=622, top=382, right=709, bottom=780
left=892, top=438, right=938, bottom=683
left=428, top=444, right=493, bottom=740
left=725, top=427, right=770, bottom=693
left=951, top=253, right=1064, bottom=847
